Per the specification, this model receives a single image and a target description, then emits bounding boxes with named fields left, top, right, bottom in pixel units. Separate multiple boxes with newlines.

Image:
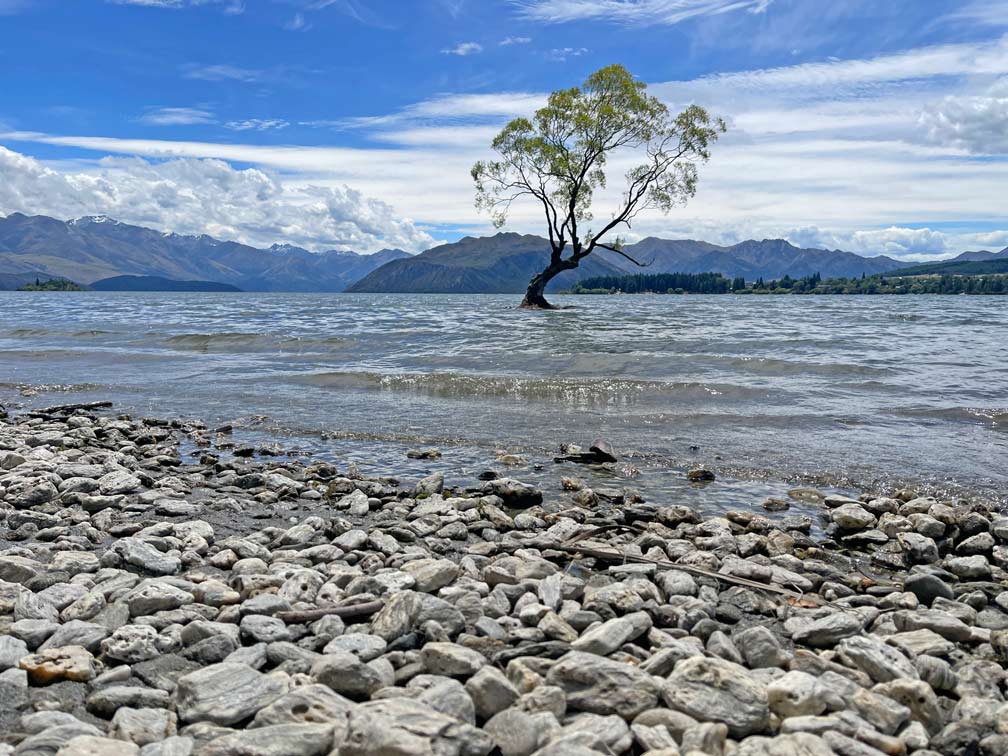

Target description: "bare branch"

left=595, top=242, right=652, bottom=268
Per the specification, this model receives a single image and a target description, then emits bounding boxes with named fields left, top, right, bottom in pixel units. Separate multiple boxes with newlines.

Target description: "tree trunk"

left=520, top=262, right=568, bottom=309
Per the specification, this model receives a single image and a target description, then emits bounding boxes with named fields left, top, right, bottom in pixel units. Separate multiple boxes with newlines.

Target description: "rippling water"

left=2, top=292, right=1005, bottom=511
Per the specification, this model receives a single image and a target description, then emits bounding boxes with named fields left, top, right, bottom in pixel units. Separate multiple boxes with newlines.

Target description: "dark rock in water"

left=762, top=497, right=790, bottom=512
left=904, top=572, right=955, bottom=606
left=478, top=470, right=499, bottom=481
left=687, top=468, right=716, bottom=482
left=590, top=439, right=618, bottom=463
left=407, top=448, right=442, bottom=460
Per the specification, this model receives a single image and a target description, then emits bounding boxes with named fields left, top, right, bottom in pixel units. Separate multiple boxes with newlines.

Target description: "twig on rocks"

left=27, top=400, right=113, bottom=418
left=545, top=538, right=831, bottom=607
left=275, top=600, right=384, bottom=624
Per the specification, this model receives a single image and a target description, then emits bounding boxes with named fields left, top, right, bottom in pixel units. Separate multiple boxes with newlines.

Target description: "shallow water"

left=1, top=292, right=1005, bottom=513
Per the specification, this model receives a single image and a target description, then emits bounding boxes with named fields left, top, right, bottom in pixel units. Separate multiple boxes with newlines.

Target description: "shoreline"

left=1, top=402, right=1007, bottom=755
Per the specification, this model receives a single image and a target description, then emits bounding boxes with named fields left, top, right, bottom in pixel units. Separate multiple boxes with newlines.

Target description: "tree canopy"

left=472, top=63, right=725, bottom=308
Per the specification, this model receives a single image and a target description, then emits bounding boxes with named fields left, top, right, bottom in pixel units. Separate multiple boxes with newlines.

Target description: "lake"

left=2, top=292, right=1005, bottom=514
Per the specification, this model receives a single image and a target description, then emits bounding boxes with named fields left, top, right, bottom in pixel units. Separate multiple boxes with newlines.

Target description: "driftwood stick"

left=511, top=536, right=830, bottom=607
left=276, top=600, right=383, bottom=624
left=28, top=401, right=113, bottom=417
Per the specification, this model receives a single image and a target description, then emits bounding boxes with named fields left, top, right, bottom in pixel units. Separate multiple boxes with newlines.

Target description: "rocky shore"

left=1, top=404, right=1007, bottom=756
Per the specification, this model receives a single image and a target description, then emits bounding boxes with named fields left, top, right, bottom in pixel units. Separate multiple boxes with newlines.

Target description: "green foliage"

left=472, top=64, right=725, bottom=263
left=571, top=271, right=733, bottom=294
left=567, top=270, right=1008, bottom=296
left=17, top=277, right=86, bottom=291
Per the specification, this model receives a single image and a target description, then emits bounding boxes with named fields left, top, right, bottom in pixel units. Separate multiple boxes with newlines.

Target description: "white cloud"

left=943, top=0, right=1008, bottom=27
left=516, top=0, right=771, bottom=26
left=500, top=36, right=532, bottom=45
left=441, top=42, right=483, bottom=56
left=139, top=107, right=216, bottom=126
left=182, top=64, right=262, bottom=82
left=107, top=0, right=243, bottom=10
left=919, top=78, right=1008, bottom=155
left=0, top=145, right=437, bottom=253
left=785, top=226, right=951, bottom=257
left=285, top=12, right=310, bottom=30
left=225, top=119, right=290, bottom=131
left=546, top=47, right=587, bottom=61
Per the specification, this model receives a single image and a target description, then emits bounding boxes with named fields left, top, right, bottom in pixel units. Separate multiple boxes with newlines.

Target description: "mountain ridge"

left=0, top=212, right=410, bottom=292
left=3, top=212, right=1005, bottom=293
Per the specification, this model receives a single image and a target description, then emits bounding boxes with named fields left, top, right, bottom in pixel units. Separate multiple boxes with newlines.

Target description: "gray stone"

left=420, top=642, right=486, bottom=677
left=340, top=698, right=492, bottom=756
left=662, top=655, right=770, bottom=738
left=175, top=662, right=286, bottom=725
left=198, top=724, right=337, bottom=756
left=791, top=612, right=863, bottom=647
left=0, top=635, right=29, bottom=670
left=322, top=633, right=386, bottom=661
left=251, top=684, right=354, bottom=726
left=102, top=624, right=160, bottom=663
left=311, top=652, right=385, bottom=699
left=109, top=707, right=177, bottom=746
left=465, top=666, right=520, bottom=721
left=57, top=735, right=140, bottom=756
left=126, top=581, right=194, bottom=617
left=570, top=611, right=651, bottom=656
left=546, top=651, right=660, bottom=719
left=836, top=635, right=919, bottom=683
left=110, top=539, right=181, bottom=576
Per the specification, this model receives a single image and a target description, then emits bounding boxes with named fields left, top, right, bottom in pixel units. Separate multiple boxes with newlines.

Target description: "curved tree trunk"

left=521, top=267, right=560, bottom=308
left=521, top=260, right=574, bottom=309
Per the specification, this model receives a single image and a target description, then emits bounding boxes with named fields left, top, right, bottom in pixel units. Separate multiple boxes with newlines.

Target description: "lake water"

left=1, top=292, right=1005, bottom=515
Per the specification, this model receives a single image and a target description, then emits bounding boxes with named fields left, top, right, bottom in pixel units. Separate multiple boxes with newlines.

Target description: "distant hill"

left=90, top=275, right=243, bottom=292
left=892, top=250, right=1008, bottom=277
left=0, top=213, right=410, bottom=292
left=624, top=237, right=905, bottom=280
left=350, top=234, right=911, bottom=293
left=0, top=271, right=63, bottom=291
left=348, top=233, right=630, bottom=293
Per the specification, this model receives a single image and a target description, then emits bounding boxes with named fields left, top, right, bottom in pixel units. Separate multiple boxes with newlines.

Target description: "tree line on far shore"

left=567, top=271, right=1008, bottom=295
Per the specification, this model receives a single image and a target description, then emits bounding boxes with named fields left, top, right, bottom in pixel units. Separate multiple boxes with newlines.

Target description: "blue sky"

left=1, top=0, right=1007, bottom=257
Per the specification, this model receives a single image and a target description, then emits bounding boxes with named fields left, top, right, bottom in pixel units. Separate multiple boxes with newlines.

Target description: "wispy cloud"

left=182, top=64, right=262, bottom=82
left=140, top=107, right=216, bottom=126
left=546, top=46, right=587, bottom=61
left=106, top=0, right=244, bottom=11
left=515, top=0, right=772, bottom=26
left=500, top=36, right=532, bottom=45
left=441, top=41, right=483, bottom=56
left=285, top=12, right=310, bottom=30
left=942, top=0, right=1008, bottom=27
left=225, top=118, right=289, bottom=131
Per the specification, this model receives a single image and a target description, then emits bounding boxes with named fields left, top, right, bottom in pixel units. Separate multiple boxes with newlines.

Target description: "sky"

left=1, top=0, right=1007, bottom=258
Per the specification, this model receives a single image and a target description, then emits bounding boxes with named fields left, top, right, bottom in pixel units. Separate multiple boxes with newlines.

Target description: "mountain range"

left=0, top=213, right=409, bottom=292
left=1, top=212, right=1006, bottom=293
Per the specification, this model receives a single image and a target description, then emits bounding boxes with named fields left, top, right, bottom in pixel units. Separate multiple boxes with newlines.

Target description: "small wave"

left=4, top=328, right=52, bottom=337
left=292, top=370, right=766, bottom=404
left=895, top=406, right=1008, bottom=430
left=164, top=332, right=354, bottom=353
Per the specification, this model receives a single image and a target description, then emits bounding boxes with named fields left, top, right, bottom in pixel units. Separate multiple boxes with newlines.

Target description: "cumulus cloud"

left=785, top=225, right=952, bottom=257
left=516, top=0, right=771, bottom=26
left=0, top=145, right=436, bottom=253
left=919, top=78, right=1008, bottom=155
left=441, top=42, right=483, bottom=56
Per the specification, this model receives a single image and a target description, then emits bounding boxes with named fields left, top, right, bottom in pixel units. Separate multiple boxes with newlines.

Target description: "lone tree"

left=472, top=64, right=725, bottom=309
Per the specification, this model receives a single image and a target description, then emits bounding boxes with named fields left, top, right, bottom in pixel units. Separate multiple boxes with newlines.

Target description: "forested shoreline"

left=568, top=271, right=1008, bottom=295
